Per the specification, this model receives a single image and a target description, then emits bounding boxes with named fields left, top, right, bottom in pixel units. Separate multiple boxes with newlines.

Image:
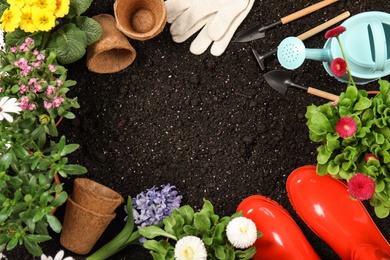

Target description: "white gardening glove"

left=191, top=0, right=255, bottom=56
left=165, top=0, right=253, bottom=56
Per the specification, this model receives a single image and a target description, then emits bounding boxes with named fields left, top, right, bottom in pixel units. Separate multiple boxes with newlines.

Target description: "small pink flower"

left=52, top=96, right=64, bottom=107
left=37, top=54, right=45, bottom=61
left=10, top=47, right=17, bottom=53
left=330, top=58, right=347, bottom=77
left=28, top=78, right=37, bottom=85
left=48, top=64, right=56, bottom=72
left=56, top=79, right=63, bottom=86
left=325, top=26, right=346, bottom=39
left=44, top=101, right=53, bottom=109
left=347, top=173, right=376, bottom=200
left=335, top=116, right=357, bottom=138
left=46, top=85, right=56, bottom=97
left=33, top=84, right=42, bottom=92
left=19, top=85, right=29, bottom=94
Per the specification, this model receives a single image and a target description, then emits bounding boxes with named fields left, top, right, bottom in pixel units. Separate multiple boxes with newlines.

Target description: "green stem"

left=336, top=36, right=356, bottom=87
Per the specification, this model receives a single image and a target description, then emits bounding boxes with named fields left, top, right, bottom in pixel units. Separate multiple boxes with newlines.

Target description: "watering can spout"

left=305, top=48, right=331, bottom=62
left=277, top=36, right=332, bottom=70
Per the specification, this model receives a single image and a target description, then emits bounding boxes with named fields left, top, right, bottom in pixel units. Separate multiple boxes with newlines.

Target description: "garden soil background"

left=5, top=0, right=390, bottom=259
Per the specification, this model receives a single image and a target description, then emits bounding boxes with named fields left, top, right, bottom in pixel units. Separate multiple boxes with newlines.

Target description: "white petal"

left=0, top=96, right=8, bottom=107
left=54, top=250, right=65, bottom=260
left=1, top=112, right=13, bottom=122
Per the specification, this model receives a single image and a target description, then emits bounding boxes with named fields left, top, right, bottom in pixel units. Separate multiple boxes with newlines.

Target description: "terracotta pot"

left=72, top=178, right=124, bottom=215
left=114, top=0, right=166, bottom=41
left=60, top=196, right=116, bottom=255
left=86, top=14, right=137, bottom=74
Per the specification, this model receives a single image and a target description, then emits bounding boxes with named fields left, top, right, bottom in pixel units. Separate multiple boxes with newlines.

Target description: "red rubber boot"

left=286, top=165, right=390, bottom=260
left=236, top=195, right=320, bottom=260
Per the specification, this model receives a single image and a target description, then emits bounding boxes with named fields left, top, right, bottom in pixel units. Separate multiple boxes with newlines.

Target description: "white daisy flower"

left=226, top=216, right=258, bottom=249
left=40, top=250, right=74, bottom=260
left=0, top=97, right=22, bottom=122
left=174, top=235, right=207, bottom=260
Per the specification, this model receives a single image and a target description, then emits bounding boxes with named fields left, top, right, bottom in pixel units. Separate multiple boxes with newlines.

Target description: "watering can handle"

left=370, top=19, right=387, bottom=71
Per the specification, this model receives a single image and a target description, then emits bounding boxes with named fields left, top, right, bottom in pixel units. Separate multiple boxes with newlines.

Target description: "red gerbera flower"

left=365, top=153, right=378, bottom=162
left=330, top=57, right=347, bottom=77
left=347, top=173, right=376, bottom=200
left=335, top=116, right=357, bottom=138
left=325, top=26, right=346, bottom=39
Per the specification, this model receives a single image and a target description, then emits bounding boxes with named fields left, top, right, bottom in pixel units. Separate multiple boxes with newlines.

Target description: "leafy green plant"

left=0, top=135, right=87, bottom=256
left=306, top=80, right=390, bottom=218
left=0, top=0, right=102, bottom=64
left=139, top=199, right=261, bottom=260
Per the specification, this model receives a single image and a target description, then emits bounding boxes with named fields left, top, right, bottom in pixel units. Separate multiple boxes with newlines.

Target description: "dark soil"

left=5, top=0, right=390, bottom=259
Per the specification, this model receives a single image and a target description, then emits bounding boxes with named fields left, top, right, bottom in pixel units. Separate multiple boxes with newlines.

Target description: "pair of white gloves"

left=165, top=0, right=254, bottom=56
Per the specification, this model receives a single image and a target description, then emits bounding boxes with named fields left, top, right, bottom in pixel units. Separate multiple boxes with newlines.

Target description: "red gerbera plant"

left=335, top=116, right=357, bottom=138
left=330, top=57, right=347, bottom=77
left=347, top=173, right=376, bottom=201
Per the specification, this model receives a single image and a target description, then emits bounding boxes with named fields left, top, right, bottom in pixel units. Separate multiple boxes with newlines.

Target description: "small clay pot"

left=60, top=196, right=116, bottom=254
left=72, top=178, right=124, bottom=215
left=86, top=14, right=136, bottom=74
left=114, top=0, right=167, bottom=41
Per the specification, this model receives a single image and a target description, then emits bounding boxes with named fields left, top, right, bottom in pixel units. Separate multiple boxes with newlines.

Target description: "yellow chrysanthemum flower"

left=0, top=6, right=22, bottom=32
left=31, top=0, right=56, bottom=13
left=19, top=5, right=38, bottom=33
left=32, top=7, right=56, bottom=31
left=54, top=0, right=70, bottom=18
left=7, top=0, right=25, bottom=8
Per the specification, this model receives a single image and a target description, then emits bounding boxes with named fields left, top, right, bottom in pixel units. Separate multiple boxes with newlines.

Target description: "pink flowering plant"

left=0, top=38, right=87, bottom=256
left=305, top=26, right=390, bottom=218
left=0, top=37, right=80, bottom=137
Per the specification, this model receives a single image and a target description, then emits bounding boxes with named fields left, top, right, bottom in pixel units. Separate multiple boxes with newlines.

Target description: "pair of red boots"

left=237, top=165, right=390, bottom=260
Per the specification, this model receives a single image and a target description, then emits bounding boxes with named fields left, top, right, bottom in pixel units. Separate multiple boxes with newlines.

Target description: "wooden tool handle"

left=297, top=11, right=350, bottom=40
left=280, top=0, right=338, bottom=24
left=307, top=87, right=339, bottom=101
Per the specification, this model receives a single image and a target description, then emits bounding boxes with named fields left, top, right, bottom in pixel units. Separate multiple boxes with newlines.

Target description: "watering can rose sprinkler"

left=277, top=11, right=390, bottom=85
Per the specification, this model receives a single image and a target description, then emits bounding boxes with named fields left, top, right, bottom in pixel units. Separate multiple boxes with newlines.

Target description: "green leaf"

left=139, top=226, right=177, bottom=240
left=47, top=24, right=87, bottom=64
left=177, top=205, right=194, bottom=225
left=60, top=144, right=80, bottom=156
left=143, top=240, right=168, bottom=255
left=23, top=237, right=43, bottom=256
left=374, top=204, right=390, bottom=218
left=60, top=164, right=88, bottom=175
left=68, top=0, right=93, bottom=17
left=193, top=212, right=211, bottom=234
left=73, top=16, right=102, bottom=45
left=46, top=214, right=62, bottom=233
left=50, top=191, right=68, bottom=207
left=0, top=152, right=12, bottom=168
left=25, top=234, right=52, bottom=243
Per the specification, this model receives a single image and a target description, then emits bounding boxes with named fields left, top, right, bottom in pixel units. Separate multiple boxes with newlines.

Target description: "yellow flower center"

left=183, top=247, right=195, bottom=259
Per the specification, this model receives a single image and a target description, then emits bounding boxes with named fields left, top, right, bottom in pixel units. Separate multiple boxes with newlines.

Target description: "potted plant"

left=305, top=26, right=390, bottom=218
left=0, top=0, right=102, bottom=64
left=0, top=38, right=87, bottom=256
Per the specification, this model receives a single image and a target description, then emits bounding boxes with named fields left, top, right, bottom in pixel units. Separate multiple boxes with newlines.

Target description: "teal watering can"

left=277, top=11, right=390, bottom=85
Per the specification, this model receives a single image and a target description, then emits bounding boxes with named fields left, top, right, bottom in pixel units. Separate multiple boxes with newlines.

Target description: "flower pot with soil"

left=114, top=0, right=167, bottom=41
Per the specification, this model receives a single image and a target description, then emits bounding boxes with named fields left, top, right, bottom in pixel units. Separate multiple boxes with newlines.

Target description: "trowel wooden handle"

left=307, top=87, right=339, bottom=101
left=297, top=11, right=350, bottom=40
left=281, top=0, right=338, bottom=24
